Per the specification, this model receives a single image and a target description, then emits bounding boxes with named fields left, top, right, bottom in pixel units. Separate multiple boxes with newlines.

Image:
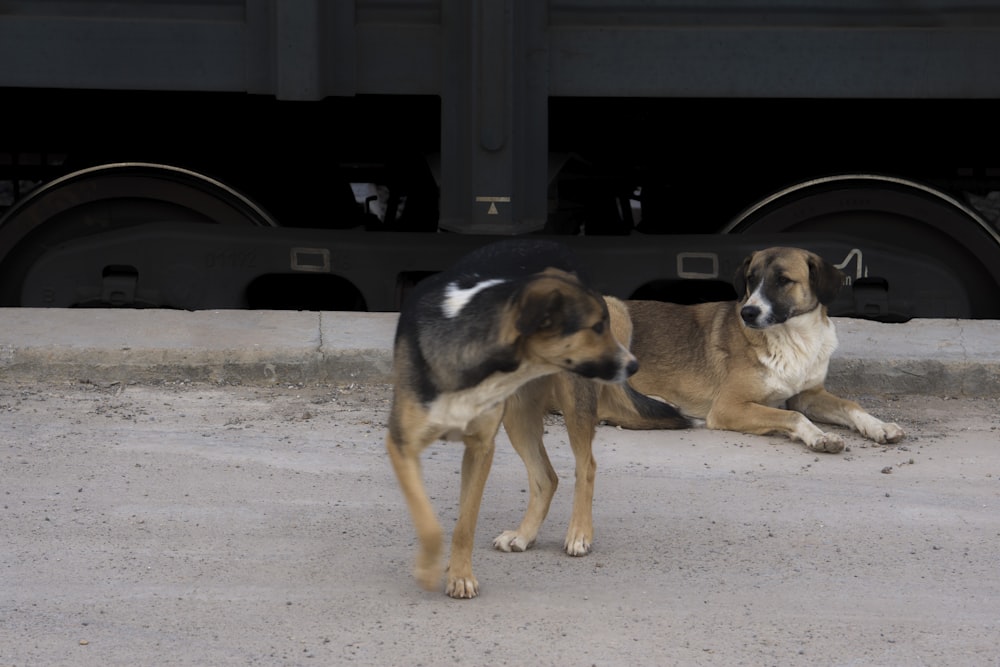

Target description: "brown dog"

left=598, top=247, right=905, bottom=452
left=386, top=239, right=677, bottom=598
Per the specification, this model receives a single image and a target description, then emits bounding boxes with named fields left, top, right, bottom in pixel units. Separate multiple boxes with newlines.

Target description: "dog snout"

left=617, top=343, right=639, bottom=380
left=610, top=349, right=639, bottom=383
left=740, top=304, right=761, bottom=325
left=571, top=351, right=636, bottom=383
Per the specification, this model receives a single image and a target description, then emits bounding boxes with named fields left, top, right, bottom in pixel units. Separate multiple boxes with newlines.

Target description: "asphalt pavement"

left=2, top=308, right=999, bottom=396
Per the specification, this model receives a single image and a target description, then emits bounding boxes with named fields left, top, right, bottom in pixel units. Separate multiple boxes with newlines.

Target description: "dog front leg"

left=788, top=387, right=905, bottom=444
left=447, top=408, right=502, bottom=599
left=495, top=379, right=558, bottom=554
left=386, top=432, right=444, bottom=592
left=558, top=376, right=599, bottom=556
left=708, top=399, right=845, bottom=453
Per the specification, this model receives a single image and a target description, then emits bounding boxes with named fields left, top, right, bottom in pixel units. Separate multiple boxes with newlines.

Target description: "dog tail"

left=598, top=382, right=690, bottom=430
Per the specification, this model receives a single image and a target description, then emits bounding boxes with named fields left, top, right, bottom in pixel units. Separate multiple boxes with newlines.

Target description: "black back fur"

left=395, top=239, right=597, bottom=403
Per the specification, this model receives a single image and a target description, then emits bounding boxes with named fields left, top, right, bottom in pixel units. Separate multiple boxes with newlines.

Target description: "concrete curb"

left=2, top=309, right=999, bottom=396
left=827, top=317, right=1000, bottom=397
left=0, top=309, right=397, bottom=387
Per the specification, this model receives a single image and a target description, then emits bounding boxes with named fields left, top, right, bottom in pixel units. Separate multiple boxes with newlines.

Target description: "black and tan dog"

left=386, top=239, right=686, bottom=598
left=599, top=246, right=905, bottom=453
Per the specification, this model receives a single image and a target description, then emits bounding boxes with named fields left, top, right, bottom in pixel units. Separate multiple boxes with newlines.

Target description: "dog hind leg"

left=494, top=378, right=559, bottom=553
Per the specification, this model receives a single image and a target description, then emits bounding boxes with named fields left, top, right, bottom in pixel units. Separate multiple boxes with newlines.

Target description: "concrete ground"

left=1, top=309, right=999, bottom=666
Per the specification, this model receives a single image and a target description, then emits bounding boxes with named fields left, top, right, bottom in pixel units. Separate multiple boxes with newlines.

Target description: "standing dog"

left=493, top=296, right=688, bottom=558
left=598, top=246, right=905, bottom=452
left=386, top=239, right=683, bottom=598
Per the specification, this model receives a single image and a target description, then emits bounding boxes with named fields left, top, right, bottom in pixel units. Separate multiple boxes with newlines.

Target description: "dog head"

left=733, top=247, right=845, bottom=329
left=506, top=268, right=638, bottom=383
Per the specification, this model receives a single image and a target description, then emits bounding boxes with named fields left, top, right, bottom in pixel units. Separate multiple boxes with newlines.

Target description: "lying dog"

left=599, top=246, right=905, bottom=453
left=386, top=238, right=683, bottom=598
left=494, top=296, right=688, bottom=557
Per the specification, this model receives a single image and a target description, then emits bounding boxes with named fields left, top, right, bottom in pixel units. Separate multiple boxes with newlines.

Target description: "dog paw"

left=873, top=422, right=905, bottom=444
left=493, top=530, right=532, bottom=552
left=413, top=560, right=442, bottom=592
left=808, top=432, right=845, bottom=453
left=854, top=413, right=906, bottom=444
left=446, top=574, right=480, bottom=599
left=564, top=534, right=592, bottom=557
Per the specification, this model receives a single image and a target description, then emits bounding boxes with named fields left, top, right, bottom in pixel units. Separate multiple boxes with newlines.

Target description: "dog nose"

left=625, top=357, right=639, bottom=377
left=740, top=305, right=760, bottom=324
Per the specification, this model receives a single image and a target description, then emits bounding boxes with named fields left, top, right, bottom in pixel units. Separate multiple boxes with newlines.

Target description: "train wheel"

left=0, top=162, right=276, bottom=306
left=723, top=173, right=1000, bottom=319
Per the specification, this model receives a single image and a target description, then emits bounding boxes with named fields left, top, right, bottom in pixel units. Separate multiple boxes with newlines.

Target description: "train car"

left=1, top=0, right=999, bottom=318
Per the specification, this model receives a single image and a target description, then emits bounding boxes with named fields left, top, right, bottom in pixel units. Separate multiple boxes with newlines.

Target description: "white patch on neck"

left=442, top=278, right=506, bottom=318
left=757, top=308, right=838, bottom=401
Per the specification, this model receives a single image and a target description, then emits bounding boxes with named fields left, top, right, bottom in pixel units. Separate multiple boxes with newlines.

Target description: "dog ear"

left=732, top=255, right=751, bottom=297
left=515, top=286, right=565, bottom=335
left=810, top=255, right=846, bottom=305
left=604, top=296, right=633, bottom=348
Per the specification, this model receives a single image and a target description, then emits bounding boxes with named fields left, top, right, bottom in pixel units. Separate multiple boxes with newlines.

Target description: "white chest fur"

left=756, top=309, right=838, bottom=402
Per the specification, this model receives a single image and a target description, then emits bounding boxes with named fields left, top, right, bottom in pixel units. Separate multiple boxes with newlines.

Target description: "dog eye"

left=591, top=321, right=605, bottom=334
left=776, top=275, right=794, bottom=286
